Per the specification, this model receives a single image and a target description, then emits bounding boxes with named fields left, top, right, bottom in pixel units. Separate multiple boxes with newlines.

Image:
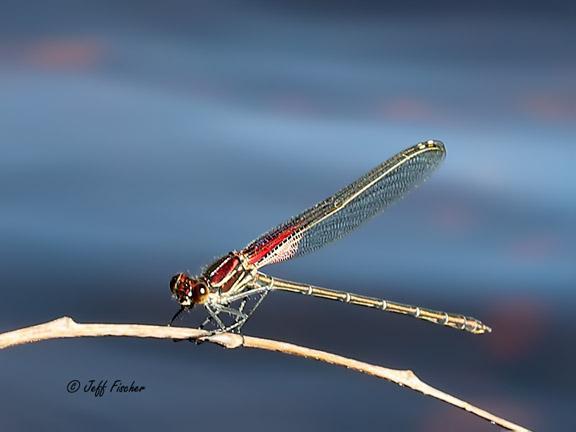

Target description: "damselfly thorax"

left=169, top=140, right=492, bottom=335
left=171, top=251, right=257, bottom=305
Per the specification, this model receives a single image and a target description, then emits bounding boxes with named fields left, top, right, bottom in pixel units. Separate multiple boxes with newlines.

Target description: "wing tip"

left=416, top=139, right=446, bottom=161
left=422, top=139, right=445, bottom=152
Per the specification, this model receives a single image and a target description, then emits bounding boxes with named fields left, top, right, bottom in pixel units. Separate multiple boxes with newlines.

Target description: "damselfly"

left=170, top=140, right=491, bottom=335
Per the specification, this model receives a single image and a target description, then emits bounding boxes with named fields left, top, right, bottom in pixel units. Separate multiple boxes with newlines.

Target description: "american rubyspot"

left=170, top=140, right=491, bottom=334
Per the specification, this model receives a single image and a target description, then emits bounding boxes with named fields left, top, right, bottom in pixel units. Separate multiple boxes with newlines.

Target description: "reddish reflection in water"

left=485, top=296, right=547, bottom=361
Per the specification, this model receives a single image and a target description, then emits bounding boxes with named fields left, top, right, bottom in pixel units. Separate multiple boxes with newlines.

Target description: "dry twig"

left=0, top=317, right=530, bottom=431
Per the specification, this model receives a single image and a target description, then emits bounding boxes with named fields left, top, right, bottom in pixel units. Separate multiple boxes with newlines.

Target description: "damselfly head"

left=170, top=273, right=210, bottom=306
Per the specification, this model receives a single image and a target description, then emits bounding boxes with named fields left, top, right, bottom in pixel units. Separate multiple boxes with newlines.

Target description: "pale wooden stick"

left=0, top=317, right=530, bottom=432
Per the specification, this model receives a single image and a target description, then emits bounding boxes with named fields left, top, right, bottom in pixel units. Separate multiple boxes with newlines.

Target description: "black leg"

left=168, top=306, right=186, bottom=326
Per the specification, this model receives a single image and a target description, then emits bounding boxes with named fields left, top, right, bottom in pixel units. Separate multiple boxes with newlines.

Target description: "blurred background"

left=1, top=1, right=575, bottom=430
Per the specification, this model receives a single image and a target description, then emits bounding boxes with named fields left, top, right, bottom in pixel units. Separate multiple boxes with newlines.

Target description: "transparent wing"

left=242, top=140, right=446, bottom=268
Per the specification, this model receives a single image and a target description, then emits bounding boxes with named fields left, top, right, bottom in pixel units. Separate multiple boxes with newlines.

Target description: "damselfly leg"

left=198, top=286, right=272, bottom=333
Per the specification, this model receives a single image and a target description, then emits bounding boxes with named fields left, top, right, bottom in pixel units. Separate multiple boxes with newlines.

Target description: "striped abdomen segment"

left=256, top=273, right=491, bottom=335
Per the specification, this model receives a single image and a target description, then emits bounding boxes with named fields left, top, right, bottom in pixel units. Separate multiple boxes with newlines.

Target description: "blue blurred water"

left=1, top=2, right=575, bottom=431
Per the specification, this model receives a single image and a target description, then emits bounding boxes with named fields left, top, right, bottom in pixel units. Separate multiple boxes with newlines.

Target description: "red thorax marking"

left=208, top=254, right=241, bottom=285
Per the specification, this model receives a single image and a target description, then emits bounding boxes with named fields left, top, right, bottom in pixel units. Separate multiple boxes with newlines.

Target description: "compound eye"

left=193, top=282, right=209, bottom=303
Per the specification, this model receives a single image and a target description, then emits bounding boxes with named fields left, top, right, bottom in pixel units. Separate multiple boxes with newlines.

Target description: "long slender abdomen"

left=256, top=273, right=491, bottom=335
